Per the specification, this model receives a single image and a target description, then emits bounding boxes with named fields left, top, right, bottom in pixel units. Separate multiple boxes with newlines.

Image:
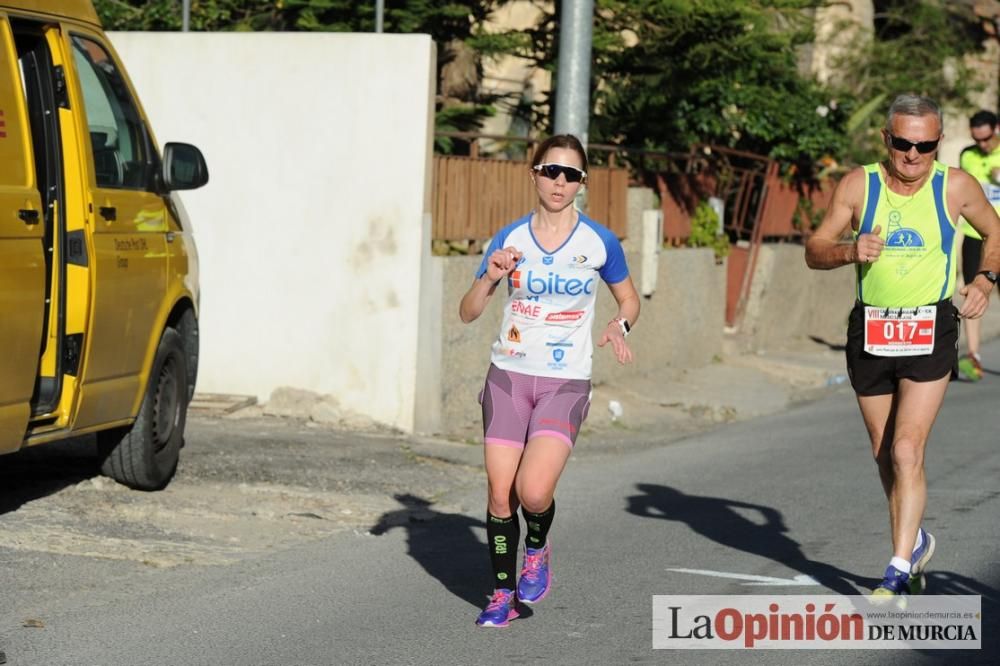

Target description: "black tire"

left=176, top=309, right=199, bottom=403
left=97, top=327, right=189, bottom=490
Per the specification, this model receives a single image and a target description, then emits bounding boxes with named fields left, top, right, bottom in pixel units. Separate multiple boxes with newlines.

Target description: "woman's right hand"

left=485, top=247, right=523, bottom=283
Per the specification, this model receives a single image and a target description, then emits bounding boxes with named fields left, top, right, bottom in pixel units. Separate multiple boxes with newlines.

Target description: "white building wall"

left=108, top=32, right=438, bottom=432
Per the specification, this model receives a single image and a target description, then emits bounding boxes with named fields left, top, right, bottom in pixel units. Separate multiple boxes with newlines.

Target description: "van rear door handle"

left=18, top=209, right=40, bottom=224
left=99, top=206, right=117, bottom=221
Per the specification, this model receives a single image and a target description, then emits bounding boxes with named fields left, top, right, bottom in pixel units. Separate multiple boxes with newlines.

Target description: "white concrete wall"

left=108, top=32, right=438, bottom=432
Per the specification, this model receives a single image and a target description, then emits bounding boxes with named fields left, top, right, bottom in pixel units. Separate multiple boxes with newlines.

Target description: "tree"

left=94, top=0, right=516, bottom=153
left=829, top=0, right=991, bottom=164
left=592, top=1, right=848, bottom=171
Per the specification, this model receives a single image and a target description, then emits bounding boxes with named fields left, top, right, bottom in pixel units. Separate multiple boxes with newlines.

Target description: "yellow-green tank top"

left=855, top=162, right=958, bottom=308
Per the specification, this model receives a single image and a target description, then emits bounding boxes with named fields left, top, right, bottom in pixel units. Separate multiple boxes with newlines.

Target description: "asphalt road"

left=2, top=343, right=998, bottom=665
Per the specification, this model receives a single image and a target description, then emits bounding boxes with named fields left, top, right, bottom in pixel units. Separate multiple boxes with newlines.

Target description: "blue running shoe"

left=476, top=589, right=519, bottom=627
left=872, top=564, right=910, bottom=597
left=517, top=542, right=551, bottom=604
left=910, top=529, right=936, bottom=576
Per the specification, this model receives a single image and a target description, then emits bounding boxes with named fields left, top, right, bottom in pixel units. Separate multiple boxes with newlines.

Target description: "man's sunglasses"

left=533, top=163, right=587, bottom=183
left=887, top=133, right=940, bottom=154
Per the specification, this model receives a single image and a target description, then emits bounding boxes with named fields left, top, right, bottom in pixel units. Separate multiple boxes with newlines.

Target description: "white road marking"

left=668, top=567, right=820, bottom=586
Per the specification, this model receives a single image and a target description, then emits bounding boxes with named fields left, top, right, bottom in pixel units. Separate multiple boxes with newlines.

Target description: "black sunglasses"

left=533, top=163, right=587, bottom=183
left=887, top=133, right=940, bottom=154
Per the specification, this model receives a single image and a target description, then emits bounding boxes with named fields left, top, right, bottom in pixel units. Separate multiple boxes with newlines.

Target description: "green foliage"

left=434, top=104, right=496, bottom=153
left=96, top=0, right=991, bottom=170
left=95, top=1, right=504, bottom=34
left=94, top=0, right=282, bottom=31
left=685, top=202, right=729, bottom=259
left=794, top=195, right=824, bottom=231
left=95, top=1, right=514, bottom=150
left=831, top=1, right=989, bottom=164
left=585, top=0, right=847, bottom=173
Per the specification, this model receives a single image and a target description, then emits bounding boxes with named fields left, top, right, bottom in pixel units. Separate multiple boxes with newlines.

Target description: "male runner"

left=805, top=94, right=1000, bottom=595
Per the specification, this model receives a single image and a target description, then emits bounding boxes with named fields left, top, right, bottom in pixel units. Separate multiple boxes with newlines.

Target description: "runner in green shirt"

left=957, top=110, right=1000, bottom=380
left=806, top=95, right=1000, bottom=596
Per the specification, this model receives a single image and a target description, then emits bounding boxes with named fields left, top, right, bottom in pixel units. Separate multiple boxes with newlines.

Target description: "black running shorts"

left=845, top=300, right=959, bottom=396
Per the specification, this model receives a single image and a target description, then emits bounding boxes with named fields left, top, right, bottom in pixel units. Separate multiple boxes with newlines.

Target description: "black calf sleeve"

left=522, top=500, right=555, bottom=549
left=486, top=512, right=519, bottom=591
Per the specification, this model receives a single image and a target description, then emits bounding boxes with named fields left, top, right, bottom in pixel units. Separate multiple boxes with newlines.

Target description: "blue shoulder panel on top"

left=859, top=169, right=881, bottom=235
left=579, top=214, right=629, bottom=284
left=931, top=168, right=954, bottom=301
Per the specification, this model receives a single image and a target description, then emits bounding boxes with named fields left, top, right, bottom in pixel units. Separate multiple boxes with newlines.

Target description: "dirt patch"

left=0, top=416, right=482, bottom=567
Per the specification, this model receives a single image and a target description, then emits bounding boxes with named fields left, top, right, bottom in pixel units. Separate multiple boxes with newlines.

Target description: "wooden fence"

left=432, top=155, right=630, bottom=242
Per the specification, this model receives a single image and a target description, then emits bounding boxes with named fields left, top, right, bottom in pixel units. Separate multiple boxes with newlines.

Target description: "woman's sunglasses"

left=887, top=133, right=940, bottom=154
left=533, top=163, right=587, bottom=183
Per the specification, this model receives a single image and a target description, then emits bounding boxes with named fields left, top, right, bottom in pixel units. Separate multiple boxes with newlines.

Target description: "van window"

left=71, top=35, right=153, bottom=191
left=0, top=23, right=30, bottom=187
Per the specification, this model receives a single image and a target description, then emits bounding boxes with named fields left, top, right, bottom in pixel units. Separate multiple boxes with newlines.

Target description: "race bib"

left=864, top=306, right=936, bottom=357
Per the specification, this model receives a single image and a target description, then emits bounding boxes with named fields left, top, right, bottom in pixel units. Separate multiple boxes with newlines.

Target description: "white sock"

left=913, top=529, right=924, bottom=552
left=890, top=556, right=911, bottom=574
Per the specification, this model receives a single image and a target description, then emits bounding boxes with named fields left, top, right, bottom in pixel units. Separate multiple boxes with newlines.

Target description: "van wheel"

left=97, top=327, right=189, bottom=490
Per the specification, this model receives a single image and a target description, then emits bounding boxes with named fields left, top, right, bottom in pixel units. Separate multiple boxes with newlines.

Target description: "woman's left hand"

left=597, top=321, right=633, bottom=364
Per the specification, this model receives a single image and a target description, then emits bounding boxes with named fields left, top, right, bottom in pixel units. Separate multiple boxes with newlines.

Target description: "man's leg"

left=885, top=376, right=949, bottom=558
left=858, top=377, right=948, bottom=556
left=856, top=392, right=897, bottom=500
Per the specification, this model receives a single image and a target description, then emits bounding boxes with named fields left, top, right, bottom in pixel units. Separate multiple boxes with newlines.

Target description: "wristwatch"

left=977, top=270, right=998, bottom=285
left=611, top=317, right=631, bottom=337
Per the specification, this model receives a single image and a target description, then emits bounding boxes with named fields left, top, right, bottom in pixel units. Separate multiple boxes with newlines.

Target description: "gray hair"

left=885, top=94, right=942, bottom=130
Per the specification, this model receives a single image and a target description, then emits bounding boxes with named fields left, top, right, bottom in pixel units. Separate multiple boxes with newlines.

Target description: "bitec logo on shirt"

left=510, top=270, right=595, bottom=296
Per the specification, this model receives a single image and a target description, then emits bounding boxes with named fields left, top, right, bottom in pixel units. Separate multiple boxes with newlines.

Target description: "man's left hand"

left=958, top=278, right=994, bottom=318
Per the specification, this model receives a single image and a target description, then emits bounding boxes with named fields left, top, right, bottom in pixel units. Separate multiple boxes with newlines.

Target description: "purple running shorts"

left=479, top=364, right=591, bottom=449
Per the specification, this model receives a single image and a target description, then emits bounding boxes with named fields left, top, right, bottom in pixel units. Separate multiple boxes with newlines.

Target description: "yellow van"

left=0, top=0, right=207, bottom=490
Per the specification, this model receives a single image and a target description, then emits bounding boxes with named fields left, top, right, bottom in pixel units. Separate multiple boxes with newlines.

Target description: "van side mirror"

left=161, top=142, right=208, bottom=191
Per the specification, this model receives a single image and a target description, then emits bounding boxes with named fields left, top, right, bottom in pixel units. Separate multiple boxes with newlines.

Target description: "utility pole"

left=554, top=0, right=594, bottom=148
left=182, top=0, right=190, bottom=32
left=376, top=0, right=384, bottom=33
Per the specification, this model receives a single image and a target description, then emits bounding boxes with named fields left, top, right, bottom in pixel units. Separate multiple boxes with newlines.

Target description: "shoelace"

left=522, top=551, right=545, bottom=582
left=485, top=590, right=513, bottom=612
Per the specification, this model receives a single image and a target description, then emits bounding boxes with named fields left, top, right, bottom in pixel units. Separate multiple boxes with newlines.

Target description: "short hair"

left=885, top=94, right=942, bottom=131
left=530, top=134, right=589, bottom=174
left=969, top=109, right=998, bottom=129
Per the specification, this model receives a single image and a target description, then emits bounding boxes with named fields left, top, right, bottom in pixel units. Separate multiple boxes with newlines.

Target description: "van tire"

left=176, top=309, right=199, bottom=404
left=97, top=327, right=189, bottom=490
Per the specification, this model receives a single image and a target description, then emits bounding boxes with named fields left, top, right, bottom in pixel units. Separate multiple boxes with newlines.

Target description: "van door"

left=66, top=31, right=168, bottom=429
left=0, top=17, right=46, bottom=453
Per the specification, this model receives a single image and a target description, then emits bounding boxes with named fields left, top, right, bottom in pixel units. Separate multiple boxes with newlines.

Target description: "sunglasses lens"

left=538, top=164, right=583, bottom=182
left=890, top=135, right=938, bottom=154
left=541, top=165, right=561, bottom=179
left=890, top=136, right=914, bottom=152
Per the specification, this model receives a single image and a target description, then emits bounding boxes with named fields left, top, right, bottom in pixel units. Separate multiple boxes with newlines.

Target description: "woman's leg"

left=484, top=444, right=523, bottom=592
left=476, top=365, right=530, bottom=626
left=513, top=435, right=571, bottom=604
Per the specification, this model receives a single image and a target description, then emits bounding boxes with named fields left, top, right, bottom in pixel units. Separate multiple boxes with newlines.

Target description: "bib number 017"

left=863, top=306, right=936, bottom=357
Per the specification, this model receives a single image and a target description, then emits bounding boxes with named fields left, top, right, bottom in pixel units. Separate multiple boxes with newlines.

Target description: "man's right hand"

left=855, top=224, right=884, bottom=264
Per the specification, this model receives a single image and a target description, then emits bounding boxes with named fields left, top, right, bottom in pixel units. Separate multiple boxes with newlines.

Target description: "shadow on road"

left=912, top=571, right=999, bottom=664
left=371, top=493, right=512, bottom=612
left=626, top=483, right=874, bottom=595
left=0, top=437, right=99, bottom=515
